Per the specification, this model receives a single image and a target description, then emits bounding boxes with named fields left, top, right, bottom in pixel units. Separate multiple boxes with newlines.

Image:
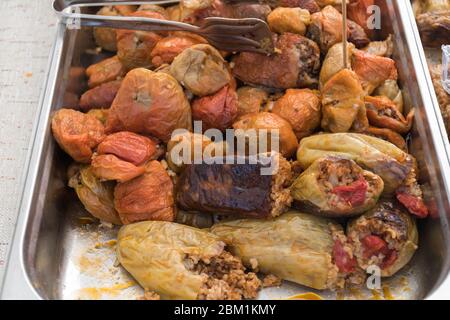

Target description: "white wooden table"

left=0, top=0, right=57, bottom=286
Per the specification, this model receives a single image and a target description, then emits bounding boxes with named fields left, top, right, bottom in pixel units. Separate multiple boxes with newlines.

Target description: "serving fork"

left=53, top=0, right=274, bottom=54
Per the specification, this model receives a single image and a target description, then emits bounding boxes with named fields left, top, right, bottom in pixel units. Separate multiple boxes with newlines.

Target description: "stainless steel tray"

left=2, top=0, right=450, bottom=300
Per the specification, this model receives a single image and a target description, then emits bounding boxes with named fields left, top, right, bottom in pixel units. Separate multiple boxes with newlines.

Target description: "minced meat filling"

left=329, top=224, right=365, bottom=288
left=378, top=106, right=401, bottom=120
left=270, top=155, right=293, bottom=217
left=184, top=251, right=261, bottom=300
left=317, top=159, right=375, bottom=208
left=349, top=217, right=404, bottom=269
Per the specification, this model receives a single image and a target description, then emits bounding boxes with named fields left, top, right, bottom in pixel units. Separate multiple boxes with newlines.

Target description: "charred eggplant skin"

left=176, top=156, right=275, bottom=218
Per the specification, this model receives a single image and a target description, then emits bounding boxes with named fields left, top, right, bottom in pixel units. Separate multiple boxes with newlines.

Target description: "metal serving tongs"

left=53, top=0, right=274, bottom=54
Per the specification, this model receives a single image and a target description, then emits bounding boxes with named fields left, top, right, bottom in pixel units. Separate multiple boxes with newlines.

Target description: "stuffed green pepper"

left=211, top=211, right=365, bottom=290
left=291, top=156, right=384, bottom=217
left=117, top=221, right=261, bottom=300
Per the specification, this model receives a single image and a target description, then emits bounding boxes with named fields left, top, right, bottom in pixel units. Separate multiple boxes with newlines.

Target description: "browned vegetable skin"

left=308, top=5, right=369, bottom=53
left=51, top=109, right=105, bottom=163
left=267, top=7, right=311, bottom=35
left=91, top=154, right=146, bottom=183
left=192, top=84, right=238, bottom=131
left=87, top=109, right=109, bottom=125
left=116, top=11, right=166, bottom=70
left=277, top=0, right=320, bottom=13
left=86, top=56, right=126, bottom=89
left=114, top=161, right=175, bottom=224
left=351, top=49, right=398, bottom=95
left=414, top=0, right=450, bottom=48
left=79, top=80, right=122, bottom=111
left=68, top=164, right=121, bottom=225
left=180, top=0, right=271, bottom=23
left=348, top=0, right=376, bottom=38
left=362, top=35, right=394, bottom=58
left=232, top=33, right=321, bottom=89
left=150, top=32, right=207, bottom=67
left=347, top=202, right=418, bottom=277
left=170, top=44, right=231, bottom=96
left=232, top=112, right=298, bottom=158
left=365, top=127, right=407, bottom=151
left=365, top=96, right=414, bottom=134
left=176, top=154, right=292, bottom=218
left=321, top=69, right=368, bottom=133
left=105, top=68, right=192, bottom=142
left=93, top=5, right=138, bottom=52
left=166, top=132, right=215, bottom=173
left=272, top=89, right=321, bottom=140
left=319, top=42, right=355, bottom=89
left=236, top=86, right=270, bottom=119
left=97, top=131, right=160, bottom=166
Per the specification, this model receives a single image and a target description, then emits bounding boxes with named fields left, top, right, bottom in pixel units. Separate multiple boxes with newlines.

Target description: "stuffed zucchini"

left=117, top=221, right=261, bottom=300
left=347, top=202, right=418, bottom=277
left=291, top=157, right=384, bottom=217
left=211, top=211, right=365, bottom=290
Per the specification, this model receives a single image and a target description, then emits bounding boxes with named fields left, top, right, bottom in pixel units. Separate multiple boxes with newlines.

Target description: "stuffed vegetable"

left=176, top=154, right=293, bottom=218
left=211, top=211, right=364, bottom=290
left=347, top=202, right=418, bottom=277
left=291, top=157, right=384, bottom=217
left=117, top=221, right=261, bottom=300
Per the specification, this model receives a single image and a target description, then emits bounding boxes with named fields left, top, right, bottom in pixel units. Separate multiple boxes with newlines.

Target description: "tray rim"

left=2, top=0, right=450, bottom=300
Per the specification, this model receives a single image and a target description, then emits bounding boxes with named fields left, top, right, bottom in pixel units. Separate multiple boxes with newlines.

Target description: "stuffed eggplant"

left=117, top=221, right=261, bottom=300
left=347, top=202, right=418, bottom=277
left=210, top=211, right=364, bottom=290
left=176, top=154, right=292, bottom=218
left=297, top=133, right=415, bottom=194
left=291, top=157, right=384, bottom=217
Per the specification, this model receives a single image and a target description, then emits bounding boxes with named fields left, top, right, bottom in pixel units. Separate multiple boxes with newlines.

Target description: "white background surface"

left=0, top=0, right=56, bottom=286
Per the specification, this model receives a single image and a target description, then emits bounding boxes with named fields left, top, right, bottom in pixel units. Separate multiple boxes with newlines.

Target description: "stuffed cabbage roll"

left=176, top=154, right=292, bottom=218
left=291, top=157, right=384, bottom=217
left=211, top=211, right=364, bottom=290
left=117, top=221, right=261, bottom=300
left=319, top=42, right=355, bottom=89
left=321, top=69, right=368, bottom=133
left=347, top=202, right=418, bottom=277
left=297, top=133, right=415, bottom=194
